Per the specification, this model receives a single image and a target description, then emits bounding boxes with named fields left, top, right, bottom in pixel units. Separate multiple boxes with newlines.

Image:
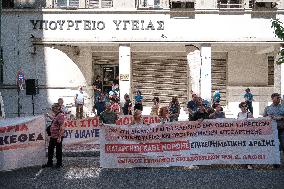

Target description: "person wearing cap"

left=43, top=103, right=65, bottom=168
left=264, top=93, right=284, bottom=168
left=74, top=86, right=84, bottom=119
left=244, top=88, right=254, bottom=114
left=150, top=97, right=160, bottom=116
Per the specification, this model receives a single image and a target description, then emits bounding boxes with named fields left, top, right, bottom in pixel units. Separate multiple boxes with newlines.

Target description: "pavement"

left=1, top=152, right=284, bottom=189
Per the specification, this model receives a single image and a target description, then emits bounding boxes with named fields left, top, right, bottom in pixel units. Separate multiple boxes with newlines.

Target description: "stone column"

left=119, top=45, right=131, bottom=105
left=279, top=47, right=284, bottom=97
left=200, top=44, right=212, bottom=102
left=274, top=46, right=282, bottom=95
left=186, top=45, right=201, bottom=98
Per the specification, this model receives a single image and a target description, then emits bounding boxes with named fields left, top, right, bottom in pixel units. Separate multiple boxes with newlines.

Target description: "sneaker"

left=42, top=164, right=53, bottom=168
left=247, top=165, right=253, bottom=170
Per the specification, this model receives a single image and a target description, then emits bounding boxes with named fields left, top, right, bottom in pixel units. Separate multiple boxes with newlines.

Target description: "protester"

left=74, top=86, right=84, bottom=119
left=131, top=109, right=143, bottom=125
left=122, top=94, right=132, bottom=115
left=263, top=93, right=284, bottom=168
left=100, top=102, right=118, bottom=124
left=57, top=98, right=70, bottom=116
left=168, top=96, right=180, bottom=122
left=110, top=97, right=120, bottom=115
left=237, top=101, right=253, bottom=170
left=150, top=97, right=159, bottom=116
left=213, top=90, right=221, bottom=104
left=93, top=75, right=102, bottom=91
left=43, top=103, right=65, bottom=168
left=244, top=88, right=254, bottom=114
left=193, top=104, right=209, bottom=121
left=187, top=93, right=199, bottom=121
left=209, top=103, right=225, bottom=119
left=159, top=106, right=169, bottom=123
left=95, top=95, right=106, bottom=116
left=134, top=90, right=144, bottom=111
left=237, top=102, right=253, bottom=119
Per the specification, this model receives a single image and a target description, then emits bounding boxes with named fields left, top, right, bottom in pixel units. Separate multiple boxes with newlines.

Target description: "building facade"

left=1, top=0, right=284, bottom=118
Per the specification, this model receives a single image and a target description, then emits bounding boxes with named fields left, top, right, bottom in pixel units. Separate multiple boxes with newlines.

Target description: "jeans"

left=246, top=101, right=253, bottom=114
left=76, top=104, right=84, bottom=119
left=47, top=137, right=63, bottom=166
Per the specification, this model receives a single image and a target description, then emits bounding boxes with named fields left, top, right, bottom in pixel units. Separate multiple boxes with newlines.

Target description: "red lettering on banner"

left=0, top=143, right=39, bottom=151
left=116, top=118, right=123, bottom=125
left=90, top=117, right=100, bottom=127
left=143, top=117, right=149, bottom=124
left=123, top=117, right=131, bottom=125
left=80, top=120, right=86, bottom=127
left=65, top=120, right=76, bottom=128
left=105, top=141, right=190, bottom=153
left=0, top=124, right=28, bottom=134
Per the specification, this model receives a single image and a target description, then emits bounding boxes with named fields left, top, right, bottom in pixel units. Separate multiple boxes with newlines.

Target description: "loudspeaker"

left=26, top=79, right=38, bottom=95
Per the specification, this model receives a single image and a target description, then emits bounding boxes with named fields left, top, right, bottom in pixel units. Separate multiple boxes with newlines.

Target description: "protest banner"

left=0, top=116, right=46, bottom=171
left=63, top=115, right=160, bottom=151
left=115, top=115, right=160, bottom=125
left=100, top=118, right=280, bottom=168
left=63, top=117, right=100, bottom=151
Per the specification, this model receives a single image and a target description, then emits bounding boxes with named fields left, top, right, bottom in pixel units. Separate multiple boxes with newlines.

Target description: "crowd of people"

left=43, top=82, right=284, bottom=169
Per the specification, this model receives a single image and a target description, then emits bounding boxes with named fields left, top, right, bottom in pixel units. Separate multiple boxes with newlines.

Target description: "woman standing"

left=134, top=90, right=144, bottom=111
left=168, top=96, right=180, bottom=122
left=43, top=103, right=65, bottom=168
left=237, top=102, right=253, bottom=119
left=150, top=97, right=160, bottom=116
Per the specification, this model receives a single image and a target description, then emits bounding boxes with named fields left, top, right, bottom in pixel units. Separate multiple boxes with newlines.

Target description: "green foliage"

left=271, top=19, right=284, bottom=64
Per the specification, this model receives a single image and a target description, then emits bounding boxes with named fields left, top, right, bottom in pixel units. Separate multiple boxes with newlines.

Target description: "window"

left=57, top=0, right=79, bottom=8
left=87, top=0, right=113, bottom=8
left=138, top=0, right=161, bottom=8
left=218, top=0, right=243, bottom=9
left=170, top=0, right=195, bottom=9
left=251, top=0, right=279, bottom=9
left=268, top=56, right=274, bottom=86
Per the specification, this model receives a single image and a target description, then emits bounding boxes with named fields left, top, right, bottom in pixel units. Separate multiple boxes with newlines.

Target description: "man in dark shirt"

left=100, top=103, right=118, bottom=124
left=187, top=94, right=199, bottom=121
left=193, top=105, right=209, bottom=121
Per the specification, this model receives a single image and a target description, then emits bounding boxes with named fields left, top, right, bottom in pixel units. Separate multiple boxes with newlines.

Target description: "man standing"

left=75, top=86, right=84, bottom=119
left=263, top=93, right=284, bottom=168
left=244, top=88, right=254, bottom=114
left=187, top=94, right=199, bottom=121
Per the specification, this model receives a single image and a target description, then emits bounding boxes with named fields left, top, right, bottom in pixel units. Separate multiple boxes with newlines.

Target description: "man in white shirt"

left=74, top=86, right=84, bottom=119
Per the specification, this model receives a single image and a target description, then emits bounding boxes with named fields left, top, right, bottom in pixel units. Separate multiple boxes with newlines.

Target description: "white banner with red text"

left=0, top=116, right=46, bottom=171
left=100, top=118, right=280, bottom=168
left=63, top=115, right=160, bottom=151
